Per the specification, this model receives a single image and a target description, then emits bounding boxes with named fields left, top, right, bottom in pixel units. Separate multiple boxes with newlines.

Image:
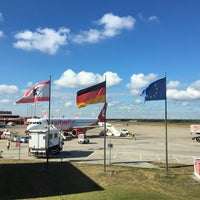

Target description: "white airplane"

left=26, top=103, right=107, bottom=137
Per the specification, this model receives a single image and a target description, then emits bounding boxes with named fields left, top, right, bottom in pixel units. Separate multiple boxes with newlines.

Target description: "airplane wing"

left=73, top=124, right=99, bottom=128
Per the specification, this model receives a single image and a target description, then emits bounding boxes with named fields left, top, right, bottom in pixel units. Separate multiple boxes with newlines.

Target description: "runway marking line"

left=84, top=152, right=95, bottom=160
left=172, top=155, right=180, bottom=162
left=156, top=155, right=161, bottom=161
left=113, top=153, right=117, bottom=159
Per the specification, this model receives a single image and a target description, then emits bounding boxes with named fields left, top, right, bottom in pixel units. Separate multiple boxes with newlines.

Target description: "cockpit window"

left=30, top=122, right=42, bottom=124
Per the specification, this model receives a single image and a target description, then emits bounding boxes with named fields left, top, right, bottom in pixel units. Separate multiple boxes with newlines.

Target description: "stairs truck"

left=99, top=122, right=121, bottom=137
left=28, top=126, right=63, bottom=157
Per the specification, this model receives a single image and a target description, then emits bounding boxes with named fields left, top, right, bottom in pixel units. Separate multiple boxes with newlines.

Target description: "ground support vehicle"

left=99, top=122, right=121, bottom=137
left=191, top=124, right=200, bottom=134
left=0, top=121, right=6, bottom=128
left=78, top=134, right=89, bottom=144
left=192, top=136, right=200, bottom=142
left=20, top=135, right=29, bottom=143
left=0, top=129, right=14, bottom=139
left=28, top=126, right=63, bottom=157
left=190, top=124, right=200, bottom=142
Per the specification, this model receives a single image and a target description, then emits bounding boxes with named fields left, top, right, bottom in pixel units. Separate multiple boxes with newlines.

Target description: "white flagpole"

left=46, top=76, right=51, bottom=168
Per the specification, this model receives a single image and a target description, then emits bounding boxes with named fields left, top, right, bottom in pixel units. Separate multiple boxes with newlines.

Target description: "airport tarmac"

left=0, top=122, right=199, bottom=169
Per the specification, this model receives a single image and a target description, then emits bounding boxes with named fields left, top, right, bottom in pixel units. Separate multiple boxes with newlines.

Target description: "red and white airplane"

left=26, top=103, right=107, bottom=137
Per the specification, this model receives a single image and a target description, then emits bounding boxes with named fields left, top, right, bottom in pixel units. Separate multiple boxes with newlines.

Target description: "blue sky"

left=0, top=0, right=200, bottom=119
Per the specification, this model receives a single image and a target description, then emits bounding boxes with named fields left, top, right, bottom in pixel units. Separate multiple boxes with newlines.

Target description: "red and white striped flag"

left=16, top=80, right=50, bottom=104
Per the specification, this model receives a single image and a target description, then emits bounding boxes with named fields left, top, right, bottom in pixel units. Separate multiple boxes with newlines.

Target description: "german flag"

left=76, top=81, right=106, bottom=108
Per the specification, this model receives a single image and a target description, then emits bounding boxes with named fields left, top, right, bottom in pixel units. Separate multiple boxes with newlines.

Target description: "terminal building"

left=0, top=111, right=24, bottom=124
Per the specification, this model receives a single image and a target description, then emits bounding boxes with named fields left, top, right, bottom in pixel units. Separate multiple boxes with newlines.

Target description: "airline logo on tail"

left=98, top=103, right=107, bottom=122
left=42, top=111, right=48, bottom=118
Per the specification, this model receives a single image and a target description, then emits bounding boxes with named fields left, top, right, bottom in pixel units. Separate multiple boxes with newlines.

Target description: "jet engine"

left=71, top=128, right=86, bottom=137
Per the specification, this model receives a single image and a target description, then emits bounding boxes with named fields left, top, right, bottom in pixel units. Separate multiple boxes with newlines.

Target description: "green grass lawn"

left=0, top=159, right=199, bottom=200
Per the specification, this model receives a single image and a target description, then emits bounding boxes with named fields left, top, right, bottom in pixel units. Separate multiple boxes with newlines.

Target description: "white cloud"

left=0, top=30, right=4, bottom=38
left=127, top=73, right=157, bottom=95
left=64, top=101, right=73, bottom=107
left=181, top=102, right=189, bottom=106
left=134, top=99, right=142, bottom=105
left=137, top=12, right=145, bottom=22
left=104, top=71, right=122, bottom=87
left=27, top=82, right=33, bottom=87
left=167, top=80, right=200, bottom=101
left=54, top=69, right=101, bottom=88
left=54, top=69, right=122, bottom=88
left=108, top=100, right=120, bottom=107
left=0, top=13, right=3, bottom=22
left=148, top=16, right=159, bottom=23
left=138, top=13, right=159, bottom=24
left=0, top=84, right=18, bottom=94
left=186, top=80, right=200, bottom=99
left=12, top=13, right=135, bottom=53
left=72, top=13, right=135, bottom=44
left=167, top=89, right=190, bottom=100
left=0, top=99, right=12, bottom=104
left=167, top=81, right=180, bottom=89
left=71, top=29, right=102, bottom=44
left=13, top=27, right=69, bottom=55
left=98, top=13, right=135, bottom=37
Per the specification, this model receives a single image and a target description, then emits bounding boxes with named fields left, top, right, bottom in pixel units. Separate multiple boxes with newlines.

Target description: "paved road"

left=0, top=123, right=199, bottom=168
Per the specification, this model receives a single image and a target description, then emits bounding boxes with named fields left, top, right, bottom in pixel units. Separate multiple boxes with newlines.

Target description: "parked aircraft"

left=26, top=103, right=107, bottom=137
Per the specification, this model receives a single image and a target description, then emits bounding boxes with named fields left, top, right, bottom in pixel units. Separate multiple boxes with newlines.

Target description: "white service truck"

left=28, top=126, right=63, bottom=157
left=190, top=124, right=200, bottom=142
left=78, top=134, right=89, bottom=144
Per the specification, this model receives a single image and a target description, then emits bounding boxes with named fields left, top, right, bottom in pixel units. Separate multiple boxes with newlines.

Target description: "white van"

left=78, top=134, right=89, bottom=144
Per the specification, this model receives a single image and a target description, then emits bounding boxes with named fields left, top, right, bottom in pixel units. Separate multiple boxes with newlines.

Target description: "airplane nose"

left=27, top=124, right=36, bottom=131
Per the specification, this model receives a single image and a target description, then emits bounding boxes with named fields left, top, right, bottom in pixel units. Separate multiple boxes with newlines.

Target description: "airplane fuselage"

left=26, top=103, right=107, bottom=137
left=26, top=117, right=98, bottom=137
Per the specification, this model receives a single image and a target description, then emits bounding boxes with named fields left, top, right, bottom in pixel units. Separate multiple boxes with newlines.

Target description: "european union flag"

left=143, top=77, right=166, bottom=101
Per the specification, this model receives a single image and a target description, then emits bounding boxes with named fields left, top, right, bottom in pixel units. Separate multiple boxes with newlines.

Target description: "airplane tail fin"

left=74, top=113, right=79, bottom=118
left=42, top=111, right=48, bottom=118
left=98, top=103, right=108, bottom=122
